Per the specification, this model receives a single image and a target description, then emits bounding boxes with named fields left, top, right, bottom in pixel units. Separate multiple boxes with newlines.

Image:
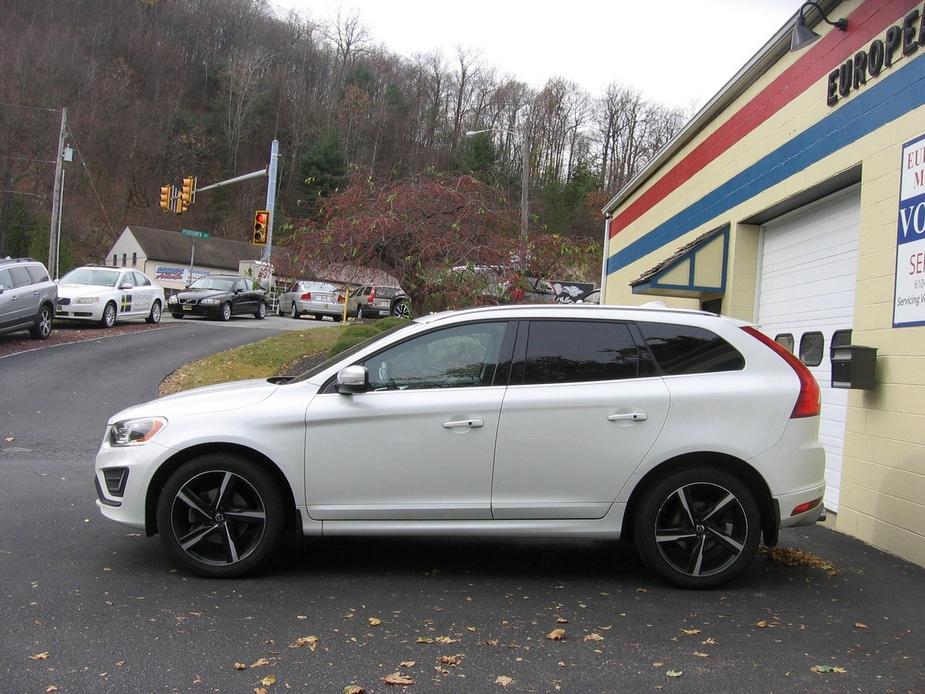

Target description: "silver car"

left=277, top=281, right=344, bottom=321
left=0, top=257, right=56, bottom=340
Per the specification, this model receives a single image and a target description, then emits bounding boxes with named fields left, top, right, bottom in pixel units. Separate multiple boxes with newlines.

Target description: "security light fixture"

left=790, top=1, right=847, bottom=52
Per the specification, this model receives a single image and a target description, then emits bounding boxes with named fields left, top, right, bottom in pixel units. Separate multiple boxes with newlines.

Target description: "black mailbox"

left=831, top=345, right=877, bottom=389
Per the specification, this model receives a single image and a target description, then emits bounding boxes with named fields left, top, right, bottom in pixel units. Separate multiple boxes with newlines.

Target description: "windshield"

left=289, top=322, right=416, bottom=383
left=190, top=277, right=235, bottom=291
left=60, top=268, right=121, bottom=287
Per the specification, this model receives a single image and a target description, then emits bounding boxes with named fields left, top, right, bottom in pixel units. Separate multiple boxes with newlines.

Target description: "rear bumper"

left=775, top=482, right=827, bottom=528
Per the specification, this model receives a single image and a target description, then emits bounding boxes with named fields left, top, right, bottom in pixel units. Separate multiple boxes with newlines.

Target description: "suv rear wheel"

left=29, top=303, right=53, bottom=340
left=633, top=466, right=760, bottom=589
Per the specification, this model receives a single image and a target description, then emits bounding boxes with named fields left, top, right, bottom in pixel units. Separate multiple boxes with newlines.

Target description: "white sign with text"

left=895, top=133, right=925, bottom=327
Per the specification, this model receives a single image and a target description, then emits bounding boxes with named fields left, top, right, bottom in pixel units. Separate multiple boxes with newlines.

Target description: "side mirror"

left=235, top=288, right=245, bottom=294
left=120, top=282, right=134, bottom=290
left=335, top=365, right=368, bottom=394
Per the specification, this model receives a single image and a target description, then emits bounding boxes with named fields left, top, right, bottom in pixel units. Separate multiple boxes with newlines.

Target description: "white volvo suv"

left=94, top=305, right=826, bottom=588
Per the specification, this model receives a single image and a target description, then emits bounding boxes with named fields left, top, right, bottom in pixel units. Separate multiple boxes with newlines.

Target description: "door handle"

left=608, top=412, right=648, bottom=422
left=443, top=418, right=484, bottom=429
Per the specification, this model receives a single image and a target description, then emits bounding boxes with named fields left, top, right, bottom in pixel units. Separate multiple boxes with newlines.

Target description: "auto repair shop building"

left=600, top=0, right=925, bottom=566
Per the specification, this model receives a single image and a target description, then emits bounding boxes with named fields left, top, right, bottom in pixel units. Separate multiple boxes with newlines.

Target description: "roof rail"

left=1, top=257, right=36, bottom=263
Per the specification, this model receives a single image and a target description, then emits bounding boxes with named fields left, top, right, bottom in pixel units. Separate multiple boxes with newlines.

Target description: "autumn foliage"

left=283, top=172, right=600, bottom=312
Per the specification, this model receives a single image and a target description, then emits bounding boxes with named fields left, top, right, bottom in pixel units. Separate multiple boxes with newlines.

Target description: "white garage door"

left=756, top=187, right=860, bottom=512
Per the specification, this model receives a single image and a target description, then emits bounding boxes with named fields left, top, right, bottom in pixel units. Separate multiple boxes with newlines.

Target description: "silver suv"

left=0, top=257, right=57, bottom=340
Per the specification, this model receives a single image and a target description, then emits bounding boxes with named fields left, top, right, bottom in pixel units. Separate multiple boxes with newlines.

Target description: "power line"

left=0, top=154, right=56, bottom=165
left=65, top=126, right=117, bottom=240
left=0, top=101, right=60, bottom=114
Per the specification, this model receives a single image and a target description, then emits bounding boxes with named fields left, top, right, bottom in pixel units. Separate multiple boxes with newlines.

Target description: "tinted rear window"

left=26, top=264, right=49, bottom=283
left=8, top=266, right=32, bottom=288
left=638, top=321, right=744, bottom=375
left=524, top=320, right=639, bottom=384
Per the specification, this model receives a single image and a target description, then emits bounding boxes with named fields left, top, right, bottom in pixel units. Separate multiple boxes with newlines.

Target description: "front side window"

left=363, top=322, right=508, bottom=390
left=638, top=322, right=745, bottom=375
left=135, top=272, right=151, bottom=286
left=523, top=320, right=639, bottom=385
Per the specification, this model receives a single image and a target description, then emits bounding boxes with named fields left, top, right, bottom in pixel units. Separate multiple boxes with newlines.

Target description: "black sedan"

left=168, top=275, right=267, bottom=321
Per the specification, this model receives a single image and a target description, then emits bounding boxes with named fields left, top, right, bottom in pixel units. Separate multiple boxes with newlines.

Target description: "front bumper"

left=171, top=302, right=222, bottom=317
left=95, top=438, right=176, bottom=531
left=56, top=301, right=105, bottom=321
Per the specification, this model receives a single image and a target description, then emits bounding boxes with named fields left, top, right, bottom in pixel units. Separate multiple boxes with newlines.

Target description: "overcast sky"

left=271, top=0, right=804, bottom=109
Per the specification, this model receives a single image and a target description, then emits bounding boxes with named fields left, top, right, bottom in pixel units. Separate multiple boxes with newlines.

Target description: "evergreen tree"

left=298, top=131, right=347, bottom=218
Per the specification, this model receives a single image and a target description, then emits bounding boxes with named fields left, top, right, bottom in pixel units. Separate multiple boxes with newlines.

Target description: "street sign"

left=181, top=228, right=210, bottom=240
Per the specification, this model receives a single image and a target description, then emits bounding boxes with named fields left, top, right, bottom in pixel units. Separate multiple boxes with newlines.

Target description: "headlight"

left=76, top=296, right=100, bottom=304
left=168, top=295, right=178, bottom=304
left=201, top=298, right=220, bottom=305
left=109, top=417, right=167, bottom=446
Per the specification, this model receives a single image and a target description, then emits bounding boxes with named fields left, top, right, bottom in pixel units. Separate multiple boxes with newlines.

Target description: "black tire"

left=155, top=454, right=288, bottom=578
left=313, top=313, right=323, bottom=321
left=146, top=300, right=162, bottom=324
left=391, top=299, right=412, bottom=319
left=633, top=466, right=761, bottom=589
left=29, top=303, right=53, bottom=340
left=100, top=301, right=117, bottom=329
left=290, top=303, right=298, bottom=319
left=357, top=306, right=365, bottom=319
left=255, top=302, right=267, bottom=320
left=220, top=302, right=232, bottom=322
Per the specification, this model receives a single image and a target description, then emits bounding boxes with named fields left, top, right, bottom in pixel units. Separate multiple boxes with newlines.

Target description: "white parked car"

left=94, top=304, right=825, bottom=588
left=57, top=266, right=165, bottom=328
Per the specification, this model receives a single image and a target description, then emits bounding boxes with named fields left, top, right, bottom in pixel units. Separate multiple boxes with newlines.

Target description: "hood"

left=58, top=283, right=114, bottom=298
left=177, top=288, right=228, bottom=300
left=109, top=378, right=279, bottom=423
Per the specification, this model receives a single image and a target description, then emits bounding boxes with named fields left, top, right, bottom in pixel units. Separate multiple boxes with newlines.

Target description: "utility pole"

left=263, top=139, right=279, bottom=262
left=48, top=107, right=67, bottom=277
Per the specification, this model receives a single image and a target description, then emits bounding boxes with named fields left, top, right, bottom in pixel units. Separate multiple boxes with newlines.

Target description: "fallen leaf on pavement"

left=666, top=670, right=683, bottom=678
left=260, top=675, right=276, bottom=686
left=250, top=657, right=270, bottom=668
left=416, top=637, right=434, bottom=644
left=680, top=629, right=700, bottom=635
left=369, top=617, right=382, bottom=626
left=546, top=628, right=566, bottom=640
left=45, top=687, right=58, bottom=693
left=495, top=675, right=513, bottom=687
left=693, top=652, right=709, bottom=658
left=811, top=665, right=846, bottom=673
left=289, top=636, right=318, bottom=651
left=399, top=660, right=415, bottom=668
left=439, top=655, right=462, bottom=666
left=343, top=687, right=365, bottom=694
left=584, top=633, right=604, bottom=642
left=254, top=689, right=268, bottom=694
left=702, top=637, right=716, bottom=645
left=854, top=623, right=868, bottom=629
left=233, top=662, right=247, bottom=670
left=756, top=620, right=769, bottom=628
left=435, top=636, right=458, bottom=644
left=29, top=652, right=49, bottom=660
left=556, top=617, right=568, bottom=624
left=760, top=546, right=838, bottom=576
left=652, top=662, right=664, bottom=668
left=380, top=672, right=414, bottom=686
left=4, top=436, right=14, bottom=443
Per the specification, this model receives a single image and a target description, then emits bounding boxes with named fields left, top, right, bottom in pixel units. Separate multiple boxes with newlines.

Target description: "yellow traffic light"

left=159, top=185, right=172, bottom=211
left=181, top=176, right=196, bottom=206
left=252, top=210, right=269, bottom=245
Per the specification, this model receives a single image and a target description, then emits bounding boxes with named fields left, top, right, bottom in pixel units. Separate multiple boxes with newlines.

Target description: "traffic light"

left=252, top=210, right=269, bottom=245
left=181, top=176, right=196, bottom=206
left=159, top=185, right=172, bottom=211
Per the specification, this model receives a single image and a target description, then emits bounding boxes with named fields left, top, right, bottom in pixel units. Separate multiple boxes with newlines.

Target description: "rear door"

left=0, top=268, right=18, bottom=328
left=491, top=319, right=670, bottom=520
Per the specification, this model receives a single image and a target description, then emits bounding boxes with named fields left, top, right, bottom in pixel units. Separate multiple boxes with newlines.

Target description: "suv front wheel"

left=633, top=466, right=760, bottom=589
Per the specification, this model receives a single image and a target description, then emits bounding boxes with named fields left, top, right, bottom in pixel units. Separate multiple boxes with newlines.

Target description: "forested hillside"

left=0, top=0, right=687, bottom=272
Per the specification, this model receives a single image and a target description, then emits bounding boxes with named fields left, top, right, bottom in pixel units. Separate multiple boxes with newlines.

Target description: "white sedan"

left=57, top=266, right=165, bottom=328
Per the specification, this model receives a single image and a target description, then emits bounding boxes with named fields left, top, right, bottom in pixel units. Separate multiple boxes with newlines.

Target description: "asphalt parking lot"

left=1, top=322, right=923, bottom=693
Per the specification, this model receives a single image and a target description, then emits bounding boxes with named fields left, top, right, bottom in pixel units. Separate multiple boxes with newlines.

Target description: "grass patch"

left=160, top=326, right=347, bottom=395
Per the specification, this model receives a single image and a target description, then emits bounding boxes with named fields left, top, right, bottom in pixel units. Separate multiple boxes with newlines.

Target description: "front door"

left=305, top=321, right=512, bottom=520
left=491, top=320, right=670, bottom=519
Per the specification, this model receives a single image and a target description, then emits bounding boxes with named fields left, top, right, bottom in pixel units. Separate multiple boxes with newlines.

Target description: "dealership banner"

left=894, top=133, right=925, bottom=328
left=154, top=265, right=209, bottom=286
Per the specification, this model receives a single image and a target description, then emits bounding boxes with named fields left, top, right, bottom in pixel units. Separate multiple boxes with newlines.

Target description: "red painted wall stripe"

left=610, top=0, right=919, bottom=239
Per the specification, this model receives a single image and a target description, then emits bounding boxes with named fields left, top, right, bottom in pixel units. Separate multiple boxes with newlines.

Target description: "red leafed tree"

left=285, top=172, right=520, bottom=312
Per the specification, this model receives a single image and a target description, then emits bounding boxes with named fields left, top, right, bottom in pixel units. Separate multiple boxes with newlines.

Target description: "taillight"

left=300, top=292, right=312, bottom=301
left=368, top=288, right=376, bottom=302
left=337, top=294, right=345, bottom=303
left=791, top=497, right=822, bottom=516
left=741, top=326, right=821, bottom=418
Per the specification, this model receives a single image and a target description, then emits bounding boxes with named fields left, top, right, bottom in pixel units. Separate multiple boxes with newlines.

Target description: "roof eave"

left=601, top=1, right=842, bottom=216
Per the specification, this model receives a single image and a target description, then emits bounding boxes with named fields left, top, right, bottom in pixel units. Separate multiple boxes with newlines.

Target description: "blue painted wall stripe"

left=607, top=54, right=925, bottom=277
